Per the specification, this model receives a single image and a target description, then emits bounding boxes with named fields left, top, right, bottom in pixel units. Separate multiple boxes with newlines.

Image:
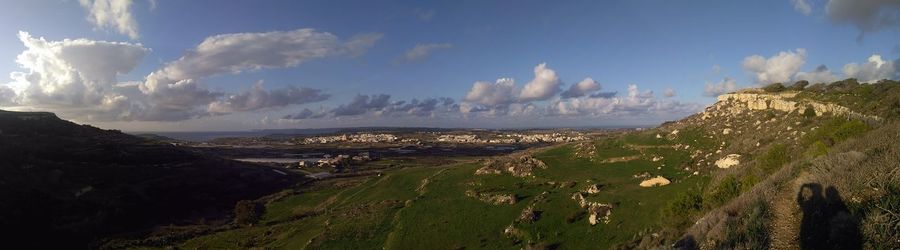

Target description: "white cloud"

left=398, top=43, right=452, bottom=62
left=8, top=31, right=148, bottom=109
left=704, top=77, right=739, bottom=96
left=141, top=28, right=381, bottom=110
left=463, top=78, right=518, bottom=108
left=552, top=84, right=700, bottom=118
left=742, top=48, right=807, bottom=85
left=79, top=0, right=140, bottom=39
left=791, top=0, right=813, bottom=15
left=560, top=77, right=601, bottom=98
left=519, top=63, right=562, bottom=102
left=843, top=54, right=896, bottom=83
left=826, top=0, right=900, bottom=38
left=664, top=88, right=676, bottom=97
left=207, top=81, right=329, bottom=114
left=0, top=85, right=16, bottom=105
left=795, top=64, right=839, bottom=83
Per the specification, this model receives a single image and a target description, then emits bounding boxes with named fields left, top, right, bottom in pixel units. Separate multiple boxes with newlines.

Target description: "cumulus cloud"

left=7, top=31, right=148, bottom=109
left=560, top=77, right=601, bottom=98
left=826, top=0, right=900, bottom=38
left=795, top=64, right=839, bottom=83
left=0, top=85, right=15, bottom=105
left=398, top=43, right=452, bottom=62
left=552, top=84, right=700, bottom=118
left=704, top=77, right=739, bottom=96
left=463, top=78, right=518, bottom=107
left=207, top=81, right=329, bottom=114
left=843, top=54, right=897, bottom=83
left=792, top=0, right=813, bottom=15
left=743, top=48, right=807, bottom=85
left=140, top=28, right=381, bottom=114
left=519, top=63, right=562, bottom=102
left=79, top=0, right=140, bottom=39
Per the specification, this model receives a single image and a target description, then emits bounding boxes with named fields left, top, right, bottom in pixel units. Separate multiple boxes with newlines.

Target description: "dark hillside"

left=0, top=110, right=302, bottom=249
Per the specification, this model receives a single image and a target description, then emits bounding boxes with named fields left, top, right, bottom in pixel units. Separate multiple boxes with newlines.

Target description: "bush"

left=705, top=175, right=743, bottom=208
left=802, top=106, right=816, bottom=118
left=806, top=140, right=829, bottom=157
left=791, top=80, right=809, bottom=90
left=721, top=201, right=770, bottom=249
left=662, top=191, right=703, bottom=228
left=759, top=144, right=789, bottom=173
left=762, top=83, right=786, bottom=93
left=803, top=118, right=869, bottom=147
left=234, top=200, right=264, bottom=226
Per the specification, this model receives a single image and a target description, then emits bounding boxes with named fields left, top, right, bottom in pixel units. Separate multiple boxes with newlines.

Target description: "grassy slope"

left=157, top=131, right=714, bottom=249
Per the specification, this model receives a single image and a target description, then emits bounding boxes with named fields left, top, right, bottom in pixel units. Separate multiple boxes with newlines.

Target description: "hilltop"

left=0, top=110, right=303, bottom=249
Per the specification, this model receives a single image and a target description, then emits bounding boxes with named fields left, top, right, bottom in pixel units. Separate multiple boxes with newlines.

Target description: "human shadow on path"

left=797, top=183, right=861, bottom=250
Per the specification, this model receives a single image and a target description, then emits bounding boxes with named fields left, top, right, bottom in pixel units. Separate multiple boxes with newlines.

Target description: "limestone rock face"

left=639, top=176, right=671, bottom=187
left=714, top=92, right=881, bottom=123
left=715, top=154, right=741, bottom=168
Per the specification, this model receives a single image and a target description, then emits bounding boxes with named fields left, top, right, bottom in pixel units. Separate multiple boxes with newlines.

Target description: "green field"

left=153, top=134, right=713, bottom=249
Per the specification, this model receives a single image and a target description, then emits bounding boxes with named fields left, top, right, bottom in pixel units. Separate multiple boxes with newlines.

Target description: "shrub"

left=803, top=118, right=869, bottom=147
left=234, top=200, right=264, bottom=226
left=721, top=201, right=770, bottom=249
left=806, top=140, right=829, bottom=157
left=759, top=144, right=789, bottom=174
left=762, top=83, right=786, bottom=93
left=705, top=175, right=743, bottom=208
left=802, top=106, right=816, bottom=118
left=791, top=80, right=809, bottom=90
left=662, top=191, right=703, bottom=228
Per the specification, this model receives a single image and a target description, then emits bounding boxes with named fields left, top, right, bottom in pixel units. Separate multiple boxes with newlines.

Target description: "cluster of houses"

left=291, top=131, right=587, bottom=146
left=434, top=133, right=587, bottom=144
left=298, top=133, right=399, bottom=144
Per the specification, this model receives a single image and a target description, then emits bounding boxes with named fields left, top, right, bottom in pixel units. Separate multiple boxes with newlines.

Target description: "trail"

left=769, top=172, right=807, bottom=250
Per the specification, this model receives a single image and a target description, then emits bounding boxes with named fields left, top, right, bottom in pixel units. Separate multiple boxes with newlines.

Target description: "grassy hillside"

left=0, top=110, right=302, bottom=249
left=5, top=79, right=898, bottom=249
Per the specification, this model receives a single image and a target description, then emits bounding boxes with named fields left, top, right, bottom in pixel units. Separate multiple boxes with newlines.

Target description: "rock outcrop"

left=466, top=190, right=517, bottom=205
left=475, top=154, right=548, bottom=177
left=639, top=176, right=671, bottom=187
left=715, top=154, right=741, bottom=169
left=710, top=91, right=881, bottom=124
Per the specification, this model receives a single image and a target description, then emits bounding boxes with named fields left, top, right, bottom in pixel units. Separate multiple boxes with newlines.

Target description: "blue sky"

left=0, top=0, right=897, bottom=131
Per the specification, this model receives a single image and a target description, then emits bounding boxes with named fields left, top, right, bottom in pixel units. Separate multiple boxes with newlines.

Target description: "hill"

left=127, top=79, right=900, bottom=249
left=4, top=79, right=898, bottom=249
left=0, top=110, right=303, bottom=249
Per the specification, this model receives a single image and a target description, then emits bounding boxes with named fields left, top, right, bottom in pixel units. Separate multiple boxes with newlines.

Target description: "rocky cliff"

left=706, top=90, right=882, bottom=125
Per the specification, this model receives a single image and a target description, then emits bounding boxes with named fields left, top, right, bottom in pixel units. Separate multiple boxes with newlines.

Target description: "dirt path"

left=769, top=172, right=807, bottom=250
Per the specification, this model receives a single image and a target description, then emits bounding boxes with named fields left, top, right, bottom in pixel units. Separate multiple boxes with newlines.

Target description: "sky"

left=0, top=0, right=897, bottom=132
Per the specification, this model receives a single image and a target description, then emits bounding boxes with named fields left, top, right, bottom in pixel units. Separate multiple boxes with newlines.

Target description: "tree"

left=791, top=80, right=809, bottom=90
left=763, top=83, right=786, bottom=93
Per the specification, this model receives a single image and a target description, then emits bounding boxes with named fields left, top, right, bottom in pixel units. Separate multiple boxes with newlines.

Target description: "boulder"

left=639, top=176, right=671, bottom=187
left=715, top=154, right=741, bottom=168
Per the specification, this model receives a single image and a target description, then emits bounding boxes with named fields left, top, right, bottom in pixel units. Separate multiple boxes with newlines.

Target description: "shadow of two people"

left=797, top=183, right=862, bottom=250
